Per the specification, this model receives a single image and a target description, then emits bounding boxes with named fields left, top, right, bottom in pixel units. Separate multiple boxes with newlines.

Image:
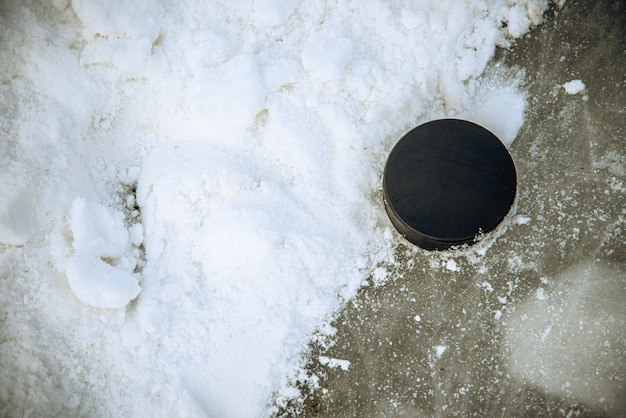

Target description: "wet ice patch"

left=505, top=261, right=626, bottom=416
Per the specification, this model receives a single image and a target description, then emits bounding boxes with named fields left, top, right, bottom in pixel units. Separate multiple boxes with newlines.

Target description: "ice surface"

left=506, top=261, right=626, bottom=416
left=0, top=0, right=552, bottom=416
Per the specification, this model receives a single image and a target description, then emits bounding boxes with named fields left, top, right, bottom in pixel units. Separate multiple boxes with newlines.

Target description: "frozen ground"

left=291, top=0, right=626, bottom=417
left=1, top=0, right=622, bottom=417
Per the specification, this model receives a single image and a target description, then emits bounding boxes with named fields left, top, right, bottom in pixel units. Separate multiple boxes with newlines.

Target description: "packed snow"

left=1, top=0, right=550, bottom=416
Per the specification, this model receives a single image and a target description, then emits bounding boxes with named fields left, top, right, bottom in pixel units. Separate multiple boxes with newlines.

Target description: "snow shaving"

left=0, top=0, right=552, bottom=416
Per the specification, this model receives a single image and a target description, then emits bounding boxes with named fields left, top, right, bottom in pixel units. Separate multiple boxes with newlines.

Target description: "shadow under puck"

left=383, top=119, right=517, bottom=250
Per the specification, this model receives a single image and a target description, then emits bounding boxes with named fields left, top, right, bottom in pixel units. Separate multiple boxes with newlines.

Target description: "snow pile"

left=0, top=0, right=551, bottom=416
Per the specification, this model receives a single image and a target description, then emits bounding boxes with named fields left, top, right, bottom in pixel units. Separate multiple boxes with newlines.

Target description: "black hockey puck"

left=383, top=119, right=517, bottom=250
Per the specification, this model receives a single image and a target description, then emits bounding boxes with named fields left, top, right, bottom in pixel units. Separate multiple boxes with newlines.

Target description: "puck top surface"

left=383, top=119, right=517, bottom=249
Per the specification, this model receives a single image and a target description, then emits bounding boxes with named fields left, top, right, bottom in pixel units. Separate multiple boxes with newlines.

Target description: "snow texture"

left=66, top=254, right=140, bottom=309
left=319, top=356, right=351, bottom=371
left=562, top=79, right=586, bottom=94
left=0, top=0, right=550, bottom=416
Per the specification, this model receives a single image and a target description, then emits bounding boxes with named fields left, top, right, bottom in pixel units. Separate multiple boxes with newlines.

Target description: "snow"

left=301, top=31, right=354, bottom=82
left=66, top=254, right=141, bottom=309
left=506, top=261, right=626, bottom=416
left=434, top=345, right=448, bottom=358
left=446, top=259, right=460, bottom=272
left=535, top=287, right=547, bottom=301
left=0, top=0, right=551, bottom=416
left=562, top=79, right=586, bottom=94
left=69, top=197, right=130, bottom=258
left=319, top=356, right=351, bottom=371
